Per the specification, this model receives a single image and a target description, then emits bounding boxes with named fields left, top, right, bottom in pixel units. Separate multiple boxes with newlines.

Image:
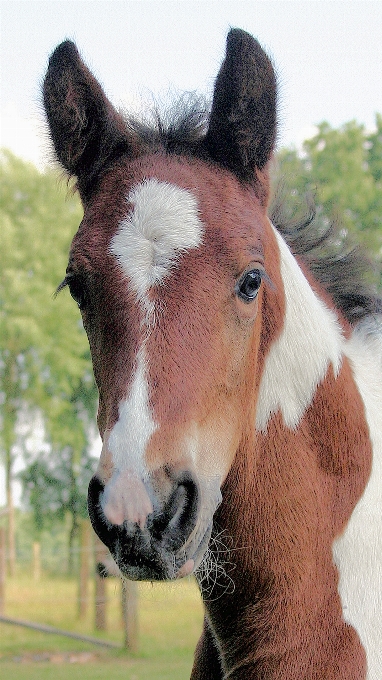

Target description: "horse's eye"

left=236, top=269, right=263, bottom=302
left=67, top=275, right=88, bottom=310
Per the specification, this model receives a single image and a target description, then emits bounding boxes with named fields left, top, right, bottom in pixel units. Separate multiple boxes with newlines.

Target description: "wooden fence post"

left=121, top=579, right=138, bottom=651
left=33, top=542, right=41, bottom=581
left=78, top=519, right=91, bottom=619
left=7, top=492, right=16, bottom=577
left=94, top=536, right=107, bottom=630
left=0, top=528, right=5, bottom=615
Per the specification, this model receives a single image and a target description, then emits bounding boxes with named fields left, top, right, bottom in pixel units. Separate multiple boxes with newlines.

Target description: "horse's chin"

left=110, top=519, right=214, bottom=581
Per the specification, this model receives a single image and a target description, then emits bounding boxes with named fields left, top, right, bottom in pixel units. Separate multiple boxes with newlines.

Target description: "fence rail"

left=0, top=520, right=139, bottom=650
left=0, top=614, right=121, bottom=648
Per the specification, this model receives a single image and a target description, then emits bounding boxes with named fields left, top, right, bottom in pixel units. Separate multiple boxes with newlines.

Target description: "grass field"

left=0, top=574, right=204, bottom=679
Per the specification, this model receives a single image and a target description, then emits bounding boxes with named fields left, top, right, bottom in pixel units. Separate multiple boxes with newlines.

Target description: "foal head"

left=44, top=30, right=281, bottom=579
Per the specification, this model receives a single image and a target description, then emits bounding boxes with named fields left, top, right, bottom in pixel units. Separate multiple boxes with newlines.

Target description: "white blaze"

left=105, top=178, right=204, bottom=494
left=100, top=346, right=156, bottom=527
left=107, top=347, right=156, bottom=477
left=110, top=178, right=204, bottom=315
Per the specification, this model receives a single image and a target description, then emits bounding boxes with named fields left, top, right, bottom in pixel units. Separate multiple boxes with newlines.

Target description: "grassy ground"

left=0, top=574, right=204, bottom=679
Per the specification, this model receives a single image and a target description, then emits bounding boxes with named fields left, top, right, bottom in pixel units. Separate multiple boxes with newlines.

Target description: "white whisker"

left=195, top=528, right=236, bottom=601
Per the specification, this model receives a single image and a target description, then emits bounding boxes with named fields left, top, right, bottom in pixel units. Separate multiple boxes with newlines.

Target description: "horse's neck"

left=219, top=351, right=372, bottom=580
left=256, top=224, right=344, bottom=433
left=227, top=225, right=368, bottom=564
left=197, top=229, right=380, bottom=676
left=199, top=359, right=372, bottom=676
left=205, top=229, right=374, bottom=592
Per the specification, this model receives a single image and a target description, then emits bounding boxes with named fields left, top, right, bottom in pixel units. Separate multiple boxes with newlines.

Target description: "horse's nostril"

left=88, top=475, right=104, bottom=528
left=150, top=473, right=199, bottom=552
left=88, top=475, right=119, bottom=550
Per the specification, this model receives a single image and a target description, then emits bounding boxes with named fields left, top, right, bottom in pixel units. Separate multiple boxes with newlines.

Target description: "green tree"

left=273, top=115, right=382, bottom=260
left=0, top=150, right=97, bottom=569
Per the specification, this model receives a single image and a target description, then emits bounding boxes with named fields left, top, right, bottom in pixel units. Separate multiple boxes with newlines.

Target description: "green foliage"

left=273, top=115, right=382, bottom=260
left=0, top=150, right=98, bottom=537
left=364, top=113, right=382, bottom=184
left=19, top=446, right=95, bottom=532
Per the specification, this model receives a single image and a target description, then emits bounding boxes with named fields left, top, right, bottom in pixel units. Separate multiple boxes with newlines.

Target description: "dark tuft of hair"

left=125, top=93, right=210, bottom=157
left=270, top=186, right=382, bottom=326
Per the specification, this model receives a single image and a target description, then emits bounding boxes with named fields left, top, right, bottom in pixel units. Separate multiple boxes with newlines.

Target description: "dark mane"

left=126, top=94, right=210, bottom=157
left=126, top=98, right=381, bottom=327
left=270, top=190, right=382, bottom=325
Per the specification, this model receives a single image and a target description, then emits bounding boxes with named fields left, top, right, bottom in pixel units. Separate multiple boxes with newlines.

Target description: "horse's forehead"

left=109, top=177, right=205, bottom=312
left=73, top=155, right=266, bottom=268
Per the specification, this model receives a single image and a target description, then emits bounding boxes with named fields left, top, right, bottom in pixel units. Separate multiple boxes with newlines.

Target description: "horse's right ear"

left=205, top=29, right=277, bottom=185
left=43, top=41, right=138, bottom=200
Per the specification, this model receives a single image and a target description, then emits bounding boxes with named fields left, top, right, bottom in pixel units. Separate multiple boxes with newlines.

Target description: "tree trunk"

left=5, top=453, right=16, bottom=576
left=94, top=537, right=108, bottom=630
left=33, top=542, right=41, bottom=581
left=121, top=579, right=138, bottom=651
left=68, top=510, right=80, bottom=575
left=78, top=519, right=91, bottom=619
left=3, top=354, right=18, bottom=578
left=67, top=451, right=81, bottom=575
left=0, top=526, right=6, bottom=614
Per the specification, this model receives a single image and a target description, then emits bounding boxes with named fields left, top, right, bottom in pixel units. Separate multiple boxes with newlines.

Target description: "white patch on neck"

left=107, top=346, right=156, bottom=477
left=110, top=178, right=204, bottom=315
left=256, top=223, right=344, bottom=431
left=333, top=317, right=382, bottom=678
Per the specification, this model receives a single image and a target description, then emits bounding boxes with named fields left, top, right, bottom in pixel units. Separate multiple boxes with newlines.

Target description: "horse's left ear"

left=205, top=29, right=277, bottom=184
left=43, top=40, right=139, bottom=200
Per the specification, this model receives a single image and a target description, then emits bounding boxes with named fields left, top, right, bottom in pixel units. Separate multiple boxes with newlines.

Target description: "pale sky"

left=1, top=0, right=382, bottom=168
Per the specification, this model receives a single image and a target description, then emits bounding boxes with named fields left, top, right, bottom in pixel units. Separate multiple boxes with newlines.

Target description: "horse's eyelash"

left=54, top=277, right=69, bottom=298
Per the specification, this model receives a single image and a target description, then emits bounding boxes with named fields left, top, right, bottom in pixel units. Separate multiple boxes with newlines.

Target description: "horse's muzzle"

left=87, top=471, right=201, bottom=580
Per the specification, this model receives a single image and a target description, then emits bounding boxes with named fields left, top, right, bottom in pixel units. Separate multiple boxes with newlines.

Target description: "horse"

left=43, top=29, right=382, bottom=679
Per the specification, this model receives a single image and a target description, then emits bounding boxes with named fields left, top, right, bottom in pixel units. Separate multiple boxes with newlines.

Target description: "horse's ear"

left=43, top=41, right=138, bottom=200
left=205, top=29, right=277, bottom=184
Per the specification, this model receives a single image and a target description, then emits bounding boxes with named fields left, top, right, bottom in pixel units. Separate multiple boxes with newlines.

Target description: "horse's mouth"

left=88, top=473, right=221, bottom=581
left=107, top=520, right=214, bottom=581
